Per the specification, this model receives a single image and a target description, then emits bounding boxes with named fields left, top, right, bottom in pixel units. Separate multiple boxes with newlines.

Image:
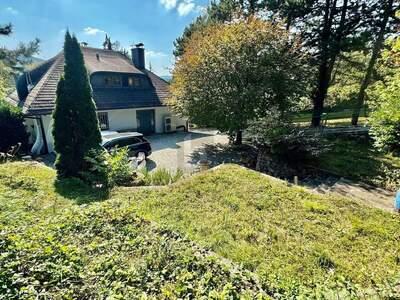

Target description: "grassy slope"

left=1, top=162, right=399, bottom=298
left=0, top=162, right=265, bottom=299
left=116, top=166, right=400, bottom=295
left=314, top=138, right=400, bottom=190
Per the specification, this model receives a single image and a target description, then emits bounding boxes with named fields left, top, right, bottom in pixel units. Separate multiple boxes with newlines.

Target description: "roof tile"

left=11, top=47, right=170, bottom=115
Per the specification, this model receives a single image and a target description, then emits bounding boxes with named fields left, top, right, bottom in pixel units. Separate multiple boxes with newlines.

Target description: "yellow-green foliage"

left=115, top=165, right=400, bottom=297
left=0, top=162, right=266, bottom=299
left=169, top=17, right=308, bottom=138
left=1, top=162, right=399, bottom=298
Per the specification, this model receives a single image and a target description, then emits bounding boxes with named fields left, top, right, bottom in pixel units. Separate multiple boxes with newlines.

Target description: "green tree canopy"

left=0, top=99, right=28, bottom=152
left=169, top=18, right=309, bottom=143
left=0, top=23, right=40, bottom=98
left=53, top=32, right=101, bottom=178
left=369, top=37, right=400, bottom=154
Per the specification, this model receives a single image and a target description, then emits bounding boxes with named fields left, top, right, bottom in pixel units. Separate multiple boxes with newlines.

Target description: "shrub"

left=369, top=76, right=400, bottom=154
left=139, top=168, right=184, bottom=186
left=247, top=112, right=329, bottom=164
left=107, top=147, right=135, bottom=186
left=0, top=99, right=28, bottom=152
left=83, top=148, right=135, bottom=188
left=369, top=38, right=400, bottom=155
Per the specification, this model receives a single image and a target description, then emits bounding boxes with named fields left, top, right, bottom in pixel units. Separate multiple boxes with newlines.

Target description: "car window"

left=132, top=137, right=143, bottom=144
left=117, top=137, right=142, bottom=147
left=104, top=140, right=118, bottom=149
left=104, top=136, right=143, bottom=149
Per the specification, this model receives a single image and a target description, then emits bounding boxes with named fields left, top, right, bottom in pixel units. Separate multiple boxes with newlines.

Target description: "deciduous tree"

left=170, top=18, right=308, bottom=144
left=0, top=23, right=40, bottom=96
left=173, top=0, right=266, bottom=58
left=352, top=0, right=397, bottom=125
left=369, top=37, right=400, bottom=154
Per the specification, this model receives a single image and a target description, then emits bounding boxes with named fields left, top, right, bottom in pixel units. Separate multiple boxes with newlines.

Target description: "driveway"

left=40, top=129, right=234, bottom=174
left=145, top=129, right=229, bottom=174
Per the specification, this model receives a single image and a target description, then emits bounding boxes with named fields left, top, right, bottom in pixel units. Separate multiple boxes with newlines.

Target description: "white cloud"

left=146, top=50, right=168, bottom=58
left=5, top=7, right=18, bottom=15
left=177, top=0, right=196, bottom=16
left=160, top=0, right=177, bottom=10
left=83, top=27, right=106, bottom=36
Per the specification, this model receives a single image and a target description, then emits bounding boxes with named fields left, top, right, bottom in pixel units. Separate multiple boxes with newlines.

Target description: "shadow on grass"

left=316, top=138, right=384, bottom=179
left=54, top=178, right=109, bottom=205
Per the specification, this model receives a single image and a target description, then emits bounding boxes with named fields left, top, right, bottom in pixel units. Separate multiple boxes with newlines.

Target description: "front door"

left=136, top=109, right=155, bottom=135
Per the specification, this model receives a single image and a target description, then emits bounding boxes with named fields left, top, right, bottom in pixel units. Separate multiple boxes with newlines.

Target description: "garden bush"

left=139, top=168, right=184, bottom=186
left=369, top=78, right=400, bottom=154
left=83, top=148, right=135, bottom=188
left=369, top=37, right=400, bottom=155
left=0, top=99, right=28, bottom=152
left=83, top=150, right=184, bottom=188
left=247, top=113, right=330, bottom=164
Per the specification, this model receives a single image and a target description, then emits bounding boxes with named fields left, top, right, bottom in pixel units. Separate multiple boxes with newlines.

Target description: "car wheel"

left=137, top=151, right=146, bottom=162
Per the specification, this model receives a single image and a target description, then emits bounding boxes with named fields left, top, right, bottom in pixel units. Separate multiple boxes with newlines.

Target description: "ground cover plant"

left=115, top=165, right=400, bottom=298
left=0, top=162, right=266, bottom=299
left=1, top=162, right=399, bottom=298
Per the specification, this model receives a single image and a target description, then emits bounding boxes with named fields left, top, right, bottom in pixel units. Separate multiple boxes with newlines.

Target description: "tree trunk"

left=311, top=60, right=331, bottom=127
left=286, top=13, right=292, bottom=31
left=311, top=0, right=350, bottom=127
left=311, top=0, right=334, bottom=127
left=234, top=130, right=243, bottom=145
left=352, top=0, right=393, bottom=126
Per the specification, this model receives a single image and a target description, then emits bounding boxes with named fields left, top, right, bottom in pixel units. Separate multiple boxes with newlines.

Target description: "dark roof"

left=6, top=47, right=170, bottom=115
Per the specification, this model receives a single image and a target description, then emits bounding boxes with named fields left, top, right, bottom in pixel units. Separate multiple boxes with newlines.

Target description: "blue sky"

left=0, top=0, right=209, bottom=76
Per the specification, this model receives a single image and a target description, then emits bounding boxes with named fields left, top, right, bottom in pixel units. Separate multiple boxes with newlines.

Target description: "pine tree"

left=53, top=31, right=101, bottom=178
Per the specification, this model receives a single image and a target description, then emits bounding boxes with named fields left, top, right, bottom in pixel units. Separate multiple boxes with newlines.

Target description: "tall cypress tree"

left=53, top=31, right=101, bottom=178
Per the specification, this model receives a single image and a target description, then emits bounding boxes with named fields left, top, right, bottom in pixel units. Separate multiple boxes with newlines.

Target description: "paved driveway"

left=145, top=129, right=229, bottom=174
left=40, top=129, right=231, bottom=174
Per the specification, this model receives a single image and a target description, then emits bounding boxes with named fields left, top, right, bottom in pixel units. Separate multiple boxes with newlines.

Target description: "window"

left=104, top=76, right=121, bottom=87
left=128, top=76, right=140, bottom=87
left=97, top=112, right=109, bottom=130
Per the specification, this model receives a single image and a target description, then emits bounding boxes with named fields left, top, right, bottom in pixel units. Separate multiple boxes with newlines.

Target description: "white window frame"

left=97, top=112, right=109, bottom=130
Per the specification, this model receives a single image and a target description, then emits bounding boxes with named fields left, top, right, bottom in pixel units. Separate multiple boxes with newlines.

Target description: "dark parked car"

left=101, top=132, right=152, bottom=157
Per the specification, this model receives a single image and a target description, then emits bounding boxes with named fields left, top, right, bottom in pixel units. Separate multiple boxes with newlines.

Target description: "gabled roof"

left=6, top=47, right=170, bottom=115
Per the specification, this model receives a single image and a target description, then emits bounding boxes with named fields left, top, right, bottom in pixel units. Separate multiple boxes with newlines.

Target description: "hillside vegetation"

left=0, top=162, right=265, bottom=299
left=116, top=166, right=400, bottom=297
left=1, top=162, right=399, bottom=298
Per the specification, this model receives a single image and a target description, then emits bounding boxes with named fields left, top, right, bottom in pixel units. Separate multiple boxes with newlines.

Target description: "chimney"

left=15, top=73, right=29, bottom=100
left=131, top=43, right=145, bottom=69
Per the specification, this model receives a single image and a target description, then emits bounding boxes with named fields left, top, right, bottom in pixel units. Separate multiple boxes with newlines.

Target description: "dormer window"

left=104, top=76, right=121, bottom=87
left=128, top=76, right=140, bottom=87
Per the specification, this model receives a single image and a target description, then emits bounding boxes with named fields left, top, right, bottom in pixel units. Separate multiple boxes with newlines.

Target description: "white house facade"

left=6, top=45, right=186, bottom=155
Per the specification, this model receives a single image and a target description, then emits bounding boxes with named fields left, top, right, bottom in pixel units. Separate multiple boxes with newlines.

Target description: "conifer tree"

left=53, top=31, right=101, bottom=178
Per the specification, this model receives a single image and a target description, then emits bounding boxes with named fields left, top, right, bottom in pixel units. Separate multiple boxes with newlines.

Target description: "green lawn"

left=1, top=162, right=399, bottom=298
left=294, top=109, right=369, bottom=126
left=313, top=138, right=400, bottom=191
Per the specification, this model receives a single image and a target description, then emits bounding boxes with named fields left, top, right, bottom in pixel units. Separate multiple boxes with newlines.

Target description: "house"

left=5, top=44, right=187, bottom=155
